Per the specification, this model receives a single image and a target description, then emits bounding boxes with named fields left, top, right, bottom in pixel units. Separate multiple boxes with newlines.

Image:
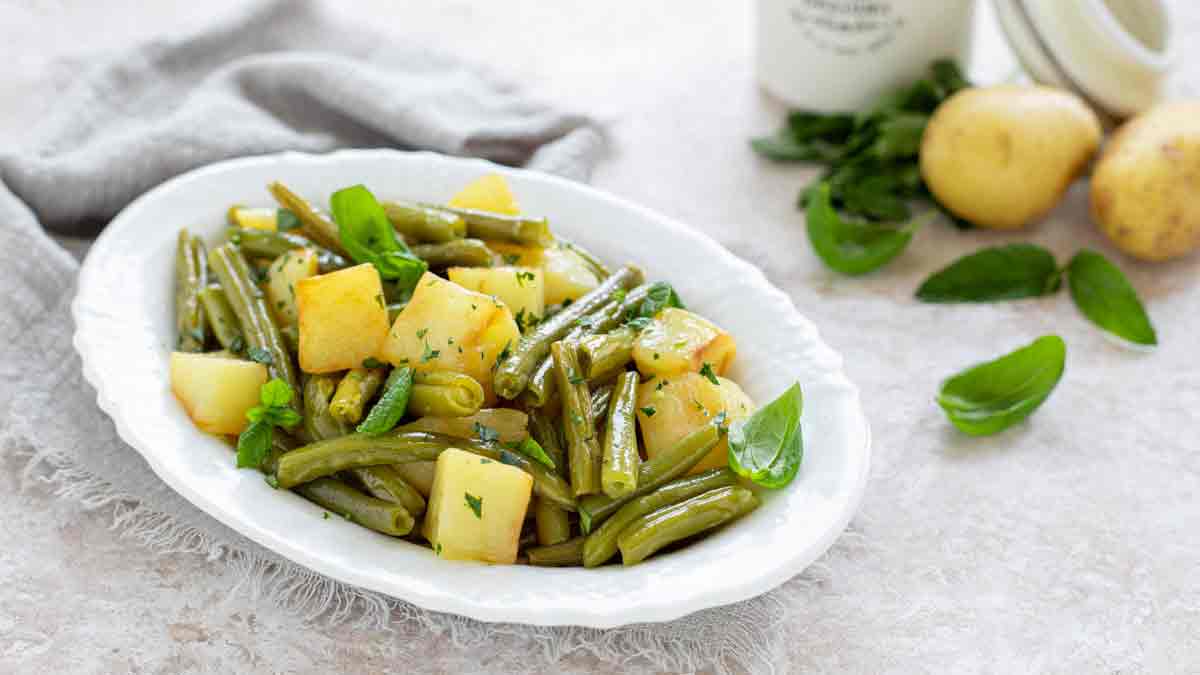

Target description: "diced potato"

left=423, top=447, right=533, bottom=563
left=296, top=263, right=390, bottom=374
left=636, top=372, right=755, bottom=474
left=448, top=266, right=545, bottom=325
left=633, top=307, right=736, bottom=378
left=170, top=351, right=269, bottom=435
left=487, top=240, right=544, bottom=267
left=266, top=248, right=318, bottom=327
left=400, top=408, right=529, bottom=444
left=542, top=244, right=600, bottom=306
left=447, top=173, right=520, bottom=214
left=228, top=206, right=278, bottom=231
left=380, top=272, right=521, bottom=402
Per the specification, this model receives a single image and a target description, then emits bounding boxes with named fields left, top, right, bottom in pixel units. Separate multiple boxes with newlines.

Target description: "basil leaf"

left=806, top=182, right=920, bottom=275
left=356, top=366, right=413, bottom=436
left=930, top=59, right=969, bottom=97
left=625, top=281, right=684, bottom=327
left=259, top=377, right=294, bottom=408
left=869, top=113, right=927, bottom=160
left=787, top=112, right=855, bottom=143
left=916, top=244, right=1062, bottom=302
left=750, top=132, right=842, bottom=162
left=1066, top=249, right=1157, bottom=346
left=235, top=419, right=273, bottom=469
left=937, top=335, right=1066, bottom=436
left=728, top=382, right=803, bottom=487
left=330, top=185, right=428, bottom=293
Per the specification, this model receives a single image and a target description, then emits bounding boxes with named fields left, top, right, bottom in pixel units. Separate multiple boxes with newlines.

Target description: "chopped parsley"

left=515, top=270, right=536, bottom=287
left=322, top=511, right=330, bottom=520
left=247, top=346, right=274, bottom=365
left=656, top=379, right=669, bottom=391
left=229, top=335, right=246, bottom=354
left=503, top=253, right=522, bottom=265
left=474, top=422, right=500, bottom=443
left=640, top=406, right=656, bottom=417
left=416, top=327, right=429, bottom=339
left=464, top=492, right=483, bottom=518
left=361, top=356, right=386, bottom=369
left=673, top=339, right=687, bottom=349
left=699, top=362, right=720, bottom=386
left=420, top=341, right=440, bottom=363
left=375, top=293, right=385, bottom=309
left=492, top=340, right=513, bottom=372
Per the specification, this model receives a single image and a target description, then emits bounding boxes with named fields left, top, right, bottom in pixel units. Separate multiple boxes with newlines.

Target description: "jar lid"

left=993, top=0, right=1173, bottom=118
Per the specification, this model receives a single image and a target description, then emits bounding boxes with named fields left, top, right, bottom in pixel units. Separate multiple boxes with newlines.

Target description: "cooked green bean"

left=533, top=497, right=572, bottom=546
left=430, top=203, right=553, bottom=247
left=408, top=371, right=484, bottom=418
left=494, top=265, right=644, bottom=399
left=528, top=410, right=571, bottom=544
left=356, top=366, right=413, bottom=436
left=556, top=237, right=611, bottom=280
left=268, top=181, right=350, bottom=257
left=303, top=374, right=347, bottom=443
left=553, top=341, right=601, bottom=497
left=175, top=230, right=207, bottom=352
left=528, top=409, right=566, bottom=477
left=411, top=238, right=494, bottom=268
left=617, top=486, right=759, bottom=565
left=600, top=372, right=640, bottom=499
left=346, top=465, right=426, bottom=517
left=230, top=227, right=348, bottom=273
left=577, top=424, right=720, bottom=533
left=394, top=461, right=435, bottom=497
left=526, top=536, right=586, bottom=567
left=209, top=243, right=300, bottom=407
left=279, top=324, right=300, bottom=356
left=382, top=200, right=467, bottom=243
left=329, top=367, right=386, bottom=425
left=296, top=477, right=415, bottom=536
left=198, top=285, right=243, bottom=351
left=589, top=382, right=614, bottom=424
left=582, top=468, right=736, bottom=567
left=577, top=326, right=636, bottom=381
left=261, top=433, right=298, bottom=475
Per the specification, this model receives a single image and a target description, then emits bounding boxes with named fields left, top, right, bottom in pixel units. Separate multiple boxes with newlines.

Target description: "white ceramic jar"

left=754, top=0, right=978, bottom=112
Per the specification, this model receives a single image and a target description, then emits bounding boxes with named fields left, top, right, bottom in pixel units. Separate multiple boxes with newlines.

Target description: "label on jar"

left=786, top=0, right=905, bottom=55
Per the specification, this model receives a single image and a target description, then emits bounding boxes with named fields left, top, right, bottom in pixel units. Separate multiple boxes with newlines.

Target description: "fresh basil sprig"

left=624, top=281, right=684, bottom=330
left=728, top=382, right=803, bottom=488
left=236, top=378, right=302, bottom=469
left=916, top=244, right=1062, bottom=302
left=806, top=182, right=927, bottom=275
left=937, top=335, right=1066, bottom=436
left=1067, top=250, right=1157, bottom=346
left=330, top=185, right=428, bottom=295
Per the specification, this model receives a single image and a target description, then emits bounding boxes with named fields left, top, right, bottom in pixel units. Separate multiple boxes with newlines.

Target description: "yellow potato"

left=447, top=266, right=545, bottom=324
left=296, top=263, right=390, bottom=373
left=170, top=351, right=268, bottom=435
left=636, top=373, right=755, bottom=474
left=228, top=206, right=277, bottom=231
left=632, top=307, right=736, bottom=379
left=1092, top=101, right=1200, bottom=261
left=423, top=447, right=533, bottom=563
left=265, top=248, right=318, bottom=327
left=447, top=173, right=520, bottom=214
left=920, top=85, right=1102, bottom=230
left=487, top=240, right=543, bottom=267
left=542, top=244, right=600, bottom=305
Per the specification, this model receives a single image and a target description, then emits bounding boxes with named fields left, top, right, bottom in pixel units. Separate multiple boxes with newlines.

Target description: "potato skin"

left=920, top=85, right=1102, bottom=230
left=1092, top=102, right=1200, bottom=262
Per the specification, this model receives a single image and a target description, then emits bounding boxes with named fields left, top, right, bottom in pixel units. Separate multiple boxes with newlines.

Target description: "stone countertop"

left=3, top=1, right=1199, bottom=672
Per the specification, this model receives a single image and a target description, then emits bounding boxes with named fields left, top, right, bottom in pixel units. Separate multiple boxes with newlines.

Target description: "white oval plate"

left=73, top=150, right=870, bottom=628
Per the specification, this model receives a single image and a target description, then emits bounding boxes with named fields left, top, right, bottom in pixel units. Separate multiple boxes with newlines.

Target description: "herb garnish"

left=699, top=363, right=720, bottom=386
left=361, top=356, right=386, bottom=369
left=330, top=184, right=428, bottom=295
left=246, top=346, right=273, bottom=365
left=1067, top=249, right=1157, bottom=346
left=916, top=244, right=1062, bottom=302
left=937, top=335, right=1066, bottom=436
left=464, top=492, right=483, bottom=519
left=474, top=422, right=500, bottom=443
left=235, top=379, right=301, bottom=469
left=639, top=406, right=656, bottom=417
left=728, top=382, right=803, bottom=488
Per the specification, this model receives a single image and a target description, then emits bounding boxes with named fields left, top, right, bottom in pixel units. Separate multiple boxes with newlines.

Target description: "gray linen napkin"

left=0, top=1, right=790, bottom=672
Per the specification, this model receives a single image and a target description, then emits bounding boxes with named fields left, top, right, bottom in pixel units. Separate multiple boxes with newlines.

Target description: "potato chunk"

left=448, top=266, right=545, bottom=325
left=423, top=448, right=533, bottom=563
left=170, top=352, right=269, bottom=435
left=228, top=206, right=278, bottom=231
left=632, top=308, right=736, bottom=378
left=296, top=263, right=390, bottom=374
left=448, top=173, right=520, bottom=215
left=380, top=272, right=520, bottom=402
left=542, top=244, right=600, bottom=305
left=636, top=372, right=754, bottom=474
left=487, top=240, right=543, bottom=267
left=266, top=248, right=318, bottom=327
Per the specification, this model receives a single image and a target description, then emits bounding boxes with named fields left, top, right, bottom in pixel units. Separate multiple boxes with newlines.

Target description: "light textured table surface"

left=4, top=1, right=1200, bottom=672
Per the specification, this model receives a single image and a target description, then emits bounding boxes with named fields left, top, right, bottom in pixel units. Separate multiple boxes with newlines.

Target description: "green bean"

left=356, top=367, right=413, bottom=436
left=296, top=477, right=415, bottom=536
left=275, top=431, right=576, bottom=510
left=382, top=200, right=467, bottom=243
left=553, top=342, right=601, bottom=497
left=230, top=227, right=348, bottom=273
left=494, top=265, right=644, bottom=399
left=198, top=285, right=243, bottom=351
left=261, top=433, right=298, bottom=475
left=556, top=237, right=611, bottom=280
left=279, top=324, right=300, bottom=357
left=522, top=354, right=559, bottom=408
left=329, top=367, right=386, bottom=425
left=302, top=374, right=347, bottom=443
left=533, top=497, right=572, bottom=546
left=408, top=371, right=484, bottom=418
left=589, top=382, right=614, bottom=424
left=430, top=203, right=553, bottom=247
left=528, top=409, right=566, bottom=477
left=617, top=486, right=759, bottom=565
left=394, top=461, right=435, bottom=497
left=268, top=181, right=350, bottom=258
left=577, top=326, right=636, bottom=381
left=577, top=424, right=720, bottom=533
left=526, top=536, right=586, bottom=567
left=411, top=238, right=495, bottom=268
left=600, top=372, right=640, bottom=500
left=346, top=465, right=426, bottom=517
left=582, top=468, right=736, bottom=567
left=175, top=230, right=207, bottom=351
left=209, top=243, right=300, bottom=407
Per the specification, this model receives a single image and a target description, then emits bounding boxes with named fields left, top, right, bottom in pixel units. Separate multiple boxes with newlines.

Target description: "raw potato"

left=380, top=272, right=520, bottom=402
left=632, top=307, right=736, bottom=379
left=169, top=351, right=269, bottom=435
left=423, top=447, right=533, bottom=563
left=542, top=244, right=600, bottom=305
left=448, top=266, right=545, bottom=323
left=920, top=85, right=1102, bottom=230
left=296, top=263, right=390, bottom=373
left=1092, top=102, right=1200, bottom=261
left=266, top=248, right=318, bottom=327
left=447, top=173, right=520, bottom=214
left=636, top=373, right=755, bottom=474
